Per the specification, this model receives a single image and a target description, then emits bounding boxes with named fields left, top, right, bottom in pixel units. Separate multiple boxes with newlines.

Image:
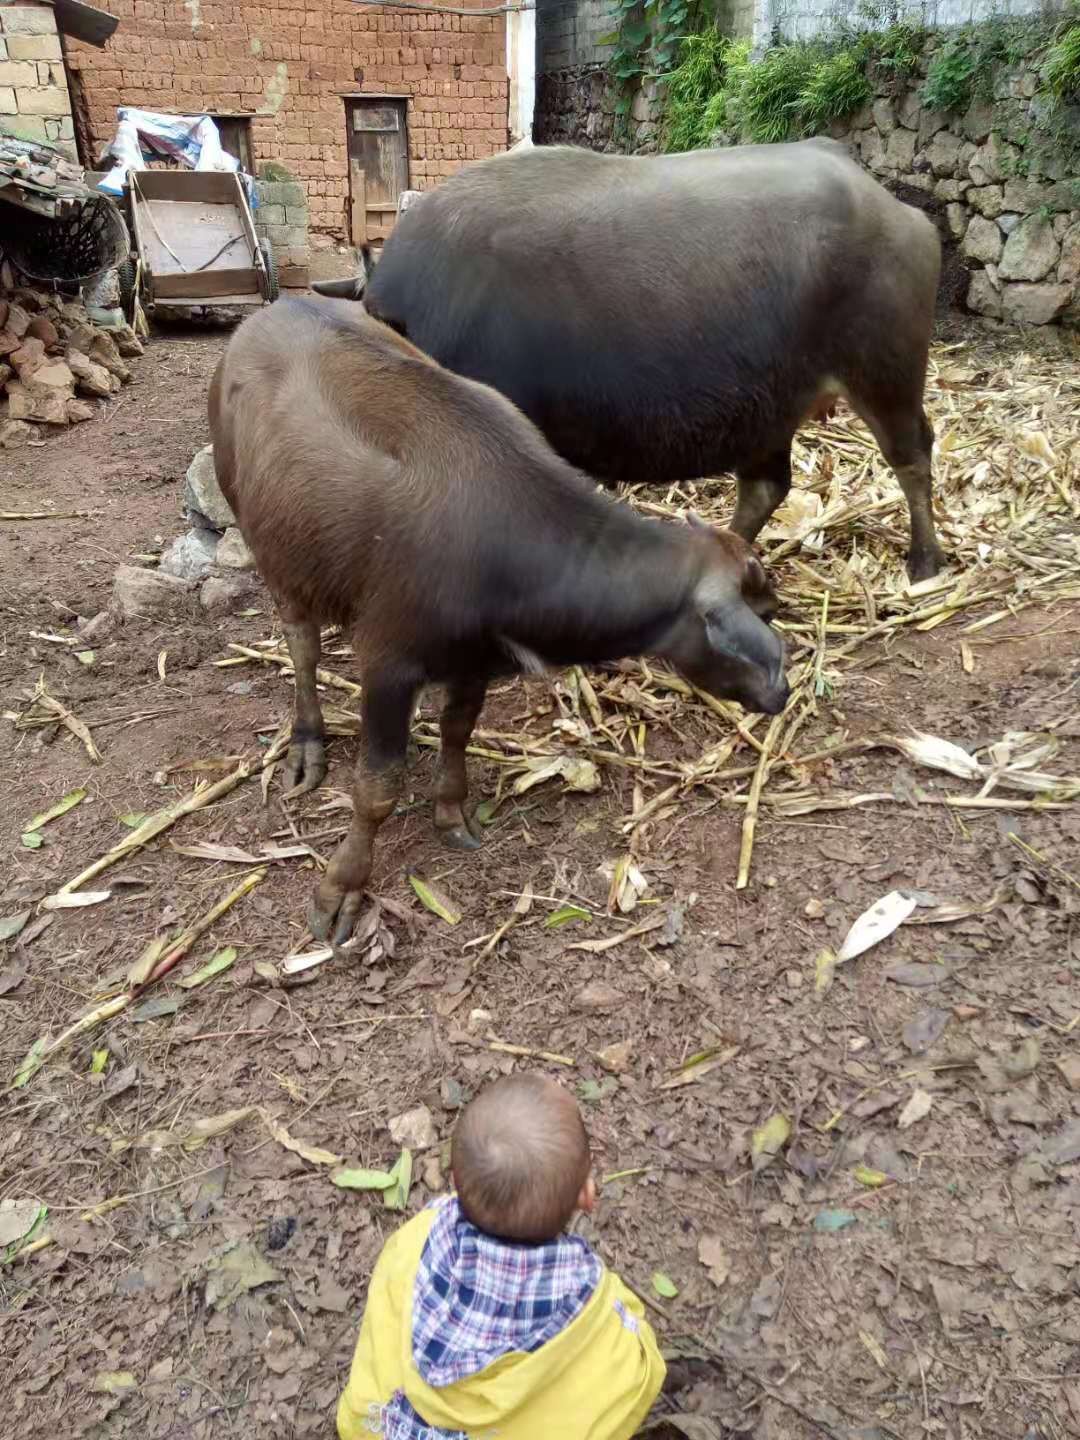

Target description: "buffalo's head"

left=660, top=515, right=789, bottom=716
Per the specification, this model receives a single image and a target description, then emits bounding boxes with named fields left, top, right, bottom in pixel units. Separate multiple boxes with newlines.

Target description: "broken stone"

left=6, top=303, right=31, bottom=340
left=998, top=213, right=1022, bottom=235
left=200, top=573, right=259, bottom=613
left=10, top=336, right=46, bottom=376
left=388, top=1105, right=437, bottom=1150
left=967, top=184, right=1003, bottom=219
left=574, top=981, right=621, bottom=1013
left=925, top=129, right=963, bottom=176
left=998, top=215, right=1060, bottom=282
left=26, top=314, right=59, bottom=349
left=1001, top=283, right=1072, bottom=325
left=963, top=214, right=1003, bottom=265
left=0, top=418, right=40, bottom=448
left=934, top=178, right=963, bottom=202
left=0, top=328, right=20, bottom=357
left=885, top=128, right=915, bottom=170
left=184, top=444, right=235, bottom=530
left=112, top=565, right=196, bottom=620
left=6, top=373, right=72, bottom=426
left=78, top=610, right=114, bottom=642
left=896, top=91, right=920, bottom=130
left=67, top=398, right=96, bottom=424
left=89, top=330, right=131, bottom=382
left=872, top=98, right=895, bottom=133
left=946, top=203, right=968, bottom=241
left=596, top=1041, right=634, bottom=1074
left=67, top=349, right=113, bottom=398
left=1002, top=177, right=1055, bottom=213
left=110, top=322, right=145, bottom=358
left=159, top=527, right=220, bottom=581
left=1058, top=222, right=1080, bottom=284
left=216, top=526, right=255, bottom=570
left=966, top=272, right=1003, bottom=319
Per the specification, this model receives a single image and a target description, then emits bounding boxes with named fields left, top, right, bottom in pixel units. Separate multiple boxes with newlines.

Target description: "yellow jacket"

left=338, top=1206, right=665, bottom=1440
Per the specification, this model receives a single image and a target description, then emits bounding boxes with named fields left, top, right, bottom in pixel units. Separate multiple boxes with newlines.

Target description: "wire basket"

left=2, top=193, right=130, bottom=285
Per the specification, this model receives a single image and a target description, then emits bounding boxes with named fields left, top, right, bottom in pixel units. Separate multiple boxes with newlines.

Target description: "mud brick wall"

left=62, top=0, right=509, bottom=247
left=0, top=2, right=76, bottom=156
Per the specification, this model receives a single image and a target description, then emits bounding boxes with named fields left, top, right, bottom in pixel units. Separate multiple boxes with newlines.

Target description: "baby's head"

left=451, top=1073, right=597, bottom=1243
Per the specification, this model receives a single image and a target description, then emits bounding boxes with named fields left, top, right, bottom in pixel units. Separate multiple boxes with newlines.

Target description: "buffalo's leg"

left=310, top=677, right=416, bottom=944
left=730, top=449, right=792, bottom=545
left=854, top=397, right=944, bottom=582
left=282, top=615, right=327, bottom=797
left=433, top=676, right=488, bottom=850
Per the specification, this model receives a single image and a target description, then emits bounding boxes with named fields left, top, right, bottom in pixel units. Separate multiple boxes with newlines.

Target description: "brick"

left=0, top=6, right=58, bottom=36
left=284, top=205, right=308, bottom=225
left=0, top=86, right=15, bottom=112
left=15, top=85, right=70, bottom=115
left=255, top=202, right=285, bottom=225
left=0, top=59, right=37, bottom=86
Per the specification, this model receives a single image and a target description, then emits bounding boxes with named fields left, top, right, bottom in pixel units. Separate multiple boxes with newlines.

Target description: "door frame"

left=342, top=93, right=411, bottom=247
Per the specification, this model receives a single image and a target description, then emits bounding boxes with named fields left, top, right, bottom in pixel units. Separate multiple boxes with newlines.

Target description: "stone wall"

left=252, top=175, right=310, bottom=286
left=536, top=0, right=617, bottom=68
left=827, top=50, right=1079, bottom=325
left=0, top=2, right=75, bottom=156
left=63, top=0, right=509, bottom=243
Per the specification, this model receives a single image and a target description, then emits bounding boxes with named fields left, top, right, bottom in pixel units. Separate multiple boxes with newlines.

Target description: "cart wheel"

left=259, top=237, right=280, bottom=303
left=116, top=256, right=137, bottom=320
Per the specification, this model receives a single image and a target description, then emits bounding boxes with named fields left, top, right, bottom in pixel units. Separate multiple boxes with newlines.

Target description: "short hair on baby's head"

left=451, top=1073, right=591, bottom=1243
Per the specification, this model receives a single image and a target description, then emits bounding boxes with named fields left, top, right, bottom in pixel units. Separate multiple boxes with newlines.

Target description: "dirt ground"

left=1, top=313, right=1079, bottom=1440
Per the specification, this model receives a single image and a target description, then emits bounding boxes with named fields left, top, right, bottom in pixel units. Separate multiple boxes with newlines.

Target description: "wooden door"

left=346, top=98, right=409, bottom=246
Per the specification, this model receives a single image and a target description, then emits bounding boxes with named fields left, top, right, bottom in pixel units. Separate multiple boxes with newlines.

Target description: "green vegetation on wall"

left=656, top=9, right=1080, bottom=168
left=604, top=0, right=715, bottom=115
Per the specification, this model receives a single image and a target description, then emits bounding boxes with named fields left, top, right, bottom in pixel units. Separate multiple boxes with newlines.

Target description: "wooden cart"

left=128, top=169, right=278, bottom=312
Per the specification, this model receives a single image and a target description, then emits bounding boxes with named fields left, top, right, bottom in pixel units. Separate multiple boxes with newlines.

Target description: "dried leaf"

left=751, top=1113, right=791, bottom=1172
left=331, top=1167, right=396, bottom=1191
left=885, top=962, right=950, bottom=987
left=0, top=911, right=31, bottom=944
left=859, top=1329, right=889, bottom=1371
left=281, top=945, right=334, bottom=975
left=0, top=1198, right=47, bottom=1251
left=122, top=1107, right=256, bottom=1154
left=176, top=947, right=238, bottom=989
left=265, top=1115, right=342, bottom=1167
left=408, top=875, right=461, bottom=925
left=513, top=755, right=601, bottom=795
left=21, top=789, right=86, bottom=835
left=11, top=1037, right=46, bottom=1089
left=902, top=1007, right=949, bottom=1054
left=512, top=881, right=534, bottom=916
left=578, top=1077, right=618, bottom=1103
left=888, top=732, right=981, bottom=782
left=91, top=1372, right=137, bottom=1395
left=697, top=1235, right=730, bottom=1288
left=960, top=640, right=975, bottom=674
left=204, top=1239, right=279, bottom=1310
left=656, top=1045, right=739, bottom=1091
left=41, top=890, right=111, bottom=911
left=897, top=1088, right=933, bottom=1129
left=814, top=947, right=836, bottom=993
left=1017, top=428, right=1056, bottom=466
left=0, top=954, right=28, bottom=996
left=129, top=994, right=182, bottom=1022
left=837, top=890, right=918, bottom=963
left=652, top=1271, right=679, bottom=1299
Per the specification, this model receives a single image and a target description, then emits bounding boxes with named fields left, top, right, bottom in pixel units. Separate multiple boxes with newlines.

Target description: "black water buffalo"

left=314, top=139, right=945, bottom=580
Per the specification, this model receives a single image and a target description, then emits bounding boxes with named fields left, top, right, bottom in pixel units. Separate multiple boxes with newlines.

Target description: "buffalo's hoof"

left=439, top=823, right=482, bottom=852
left=906, top=546, right=947, bottom=583
left=309, top=881, right=365, bottom=946
left=282, top=737, right=327, bottom=799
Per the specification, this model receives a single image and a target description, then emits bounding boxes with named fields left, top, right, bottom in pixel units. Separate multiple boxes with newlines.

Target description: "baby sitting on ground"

left=337, top=1072, right=665, bottom=1440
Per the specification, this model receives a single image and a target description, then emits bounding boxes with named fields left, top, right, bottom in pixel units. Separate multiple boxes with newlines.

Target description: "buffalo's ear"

left=686, top=510, right=713, bottom=534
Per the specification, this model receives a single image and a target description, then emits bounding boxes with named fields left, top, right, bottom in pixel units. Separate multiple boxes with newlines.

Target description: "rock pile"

left=0, top=273, right=144, bottom=447
left=111, top=445, right=260, bottom=620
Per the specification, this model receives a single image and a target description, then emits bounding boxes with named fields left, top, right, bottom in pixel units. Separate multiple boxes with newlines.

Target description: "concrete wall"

left=63, top=0, right=510, bottom=246
left=762, top=0, right=1061, bottom=44
left=0, top=2, right=76, bottom=156
left=536, top=0, right=617, bottom=70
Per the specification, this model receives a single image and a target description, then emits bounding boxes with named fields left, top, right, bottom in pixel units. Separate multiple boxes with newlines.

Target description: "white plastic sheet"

left=98, top=108, right=240, bottom=197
